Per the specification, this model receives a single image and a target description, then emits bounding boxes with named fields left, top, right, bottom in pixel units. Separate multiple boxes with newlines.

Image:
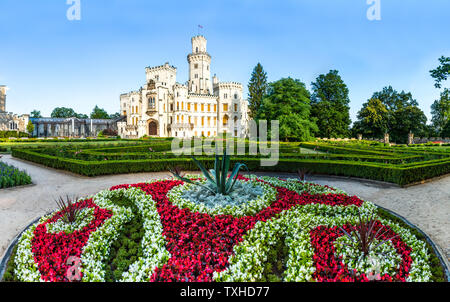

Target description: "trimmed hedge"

left=11, top=148, right=450, bottom=186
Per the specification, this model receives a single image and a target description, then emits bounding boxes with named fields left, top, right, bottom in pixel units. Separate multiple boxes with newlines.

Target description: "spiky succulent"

left=339, top=212, right=399, bottom=257
left=55, top=195, right=81, bottom=224
left=170, top=149, right=248, bottom=195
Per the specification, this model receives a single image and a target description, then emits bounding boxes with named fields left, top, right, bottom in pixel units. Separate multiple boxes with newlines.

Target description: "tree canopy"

left=353, top=86, right=427, bottom=143
left=51, top=107, right=87, bottom=119
left=247, top=63, right=268, bottom=120
left=258, top=77, right=317, bottom=141
left=310, top=70, right=351, bottom=138
left=430, top=56, right=450, bottom=89
left=90, top=105, right=110, bottom=119
left=431, top=89, right=450, bottom=134
left=30, top=110, right=42, bottom=118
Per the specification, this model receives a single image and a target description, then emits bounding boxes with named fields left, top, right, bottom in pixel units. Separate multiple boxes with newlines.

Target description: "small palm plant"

left=297, top=168, right=309, bottom=182
left=170, top=149, right=248, bottom=195
left=339, top=212, right=399, bottom=257
left=55, top=195, right=82, bottom=224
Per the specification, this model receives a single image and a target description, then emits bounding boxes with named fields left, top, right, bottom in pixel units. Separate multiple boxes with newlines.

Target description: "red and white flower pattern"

left=13, top=176, right=432, bottom=282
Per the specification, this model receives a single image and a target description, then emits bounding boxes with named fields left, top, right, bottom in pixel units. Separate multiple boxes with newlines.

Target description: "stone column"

left=408, top=132, right=414, bottom=145
left=357, top=134, right=363, bottom=141
left=384, top=133, right=389, bottom=144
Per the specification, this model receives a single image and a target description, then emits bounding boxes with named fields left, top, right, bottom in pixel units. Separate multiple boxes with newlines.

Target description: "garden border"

left=376, top=205, right=450, bottom=281
left=0, top=215, right=49, bottom=281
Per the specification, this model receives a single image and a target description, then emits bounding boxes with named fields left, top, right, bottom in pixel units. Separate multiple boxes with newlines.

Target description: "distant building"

left=0, top=85, right=30, bottom=133
left=118, top=36, right=250, bottom=138
left=29, top=117, right=118, bottom=138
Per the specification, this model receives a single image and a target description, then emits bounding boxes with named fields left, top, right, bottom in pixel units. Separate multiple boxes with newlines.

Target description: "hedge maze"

left=10, top=139, right=450, bottom=186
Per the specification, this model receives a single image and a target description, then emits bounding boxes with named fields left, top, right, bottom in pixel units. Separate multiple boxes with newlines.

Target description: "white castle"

left=118, top=35, right=249, bottom=138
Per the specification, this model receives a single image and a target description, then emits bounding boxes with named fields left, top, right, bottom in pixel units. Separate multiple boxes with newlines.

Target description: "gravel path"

left=1, top=155, right=449, bottom=262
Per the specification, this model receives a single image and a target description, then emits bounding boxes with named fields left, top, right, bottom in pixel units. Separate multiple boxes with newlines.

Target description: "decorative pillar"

left=357, top=134, right=363, bottom=141
left=384, top=133, right=390, bottom=144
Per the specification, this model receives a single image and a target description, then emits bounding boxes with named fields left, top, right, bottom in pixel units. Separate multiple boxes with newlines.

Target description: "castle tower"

left=187, top=36, right=212, bottom=94
left=0, top=85, right=6, bottom=112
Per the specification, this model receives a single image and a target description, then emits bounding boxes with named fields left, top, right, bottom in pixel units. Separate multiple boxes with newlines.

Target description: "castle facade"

left=118, top=36, right=249, bottom=138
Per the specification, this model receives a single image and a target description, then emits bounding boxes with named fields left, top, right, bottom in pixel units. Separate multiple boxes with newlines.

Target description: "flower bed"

left=0, top=161, right=32, bottom=189
left=3, top=176, right=445, bottom=282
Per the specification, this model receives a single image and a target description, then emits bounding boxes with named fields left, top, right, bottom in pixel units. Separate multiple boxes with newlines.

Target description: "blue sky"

left=0, top=0, right=449, bottom=123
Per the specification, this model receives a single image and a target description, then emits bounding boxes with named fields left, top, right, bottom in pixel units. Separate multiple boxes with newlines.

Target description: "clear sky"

left=0, top=0, right=449, bottom=123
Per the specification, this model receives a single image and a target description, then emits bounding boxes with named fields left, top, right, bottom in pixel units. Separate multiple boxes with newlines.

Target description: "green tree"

left=310, top=70, right=351, bottom=138
left=109, top=112, right=121, bottom=119
left=430, top=56, right=450, bottom=89
left=390, top=105, right=428, bottom=143
left=77, top=113, right=88, bottom=119
left=50, top=107, right=87, bottom=119
left=442, top=120, right=450, bottom=137
left=90, top=105, right=110, bottom=119
left=353, top=98, right=388, bottom=139
left=353, top=86, right=427, bottom=143
left=26, top=121, right=34, bottom=134
left=51, top=107, right=78, bottom=118
left=258, top=78, right=317, bottom=141
left=247, top=63, right=268, bottom=119
left=431, top=89, right=450, bottom=133
left=30, top=110, right=42, bottom=118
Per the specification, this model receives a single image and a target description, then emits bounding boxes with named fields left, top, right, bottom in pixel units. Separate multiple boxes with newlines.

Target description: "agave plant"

left=339, top=212, right=398, bottom=257
left=170, top=149, right=248, bottom=195
left=55, top=195, right=81, bottom=224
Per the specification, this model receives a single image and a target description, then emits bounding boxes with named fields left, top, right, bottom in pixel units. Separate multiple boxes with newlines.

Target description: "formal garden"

left=0, top=143, right=448, bottom=282
left=7, top=138, right=450, bottom=186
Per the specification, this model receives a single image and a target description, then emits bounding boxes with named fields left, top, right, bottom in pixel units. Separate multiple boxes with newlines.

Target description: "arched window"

left=196, top=47, right=199, bottom=53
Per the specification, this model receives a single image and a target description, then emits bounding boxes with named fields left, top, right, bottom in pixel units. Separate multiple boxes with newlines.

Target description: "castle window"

left=187, top=103, right=191, bottom=111
left=223, top=104, right=228, bottom=111
left=223, top=115, right=229, bottom=126
left=195, top=74, right=198, bottom=79
left=207, top=104, right=211, bottom=112
left=207, top=117, right=211, bottom=126
left=194, top=103, right=198, bottom=112
left=224, top=93, right=228, bottom=99
left=214, top=104, right=217, bottom=112
left=201, top=104, right=204, bottom=112
left=196, top=47, right=199, bottom=53
left=234, top=130, right=238, bottom=137
left=201, top=117, right=205, bottom=126
left=234, top=104, right=238, bottom=112
left=207, top=65, right=209, bottom=71
left=234, top=93, right=238, bottom=99
left=194, top=64, right=198, bottom=69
